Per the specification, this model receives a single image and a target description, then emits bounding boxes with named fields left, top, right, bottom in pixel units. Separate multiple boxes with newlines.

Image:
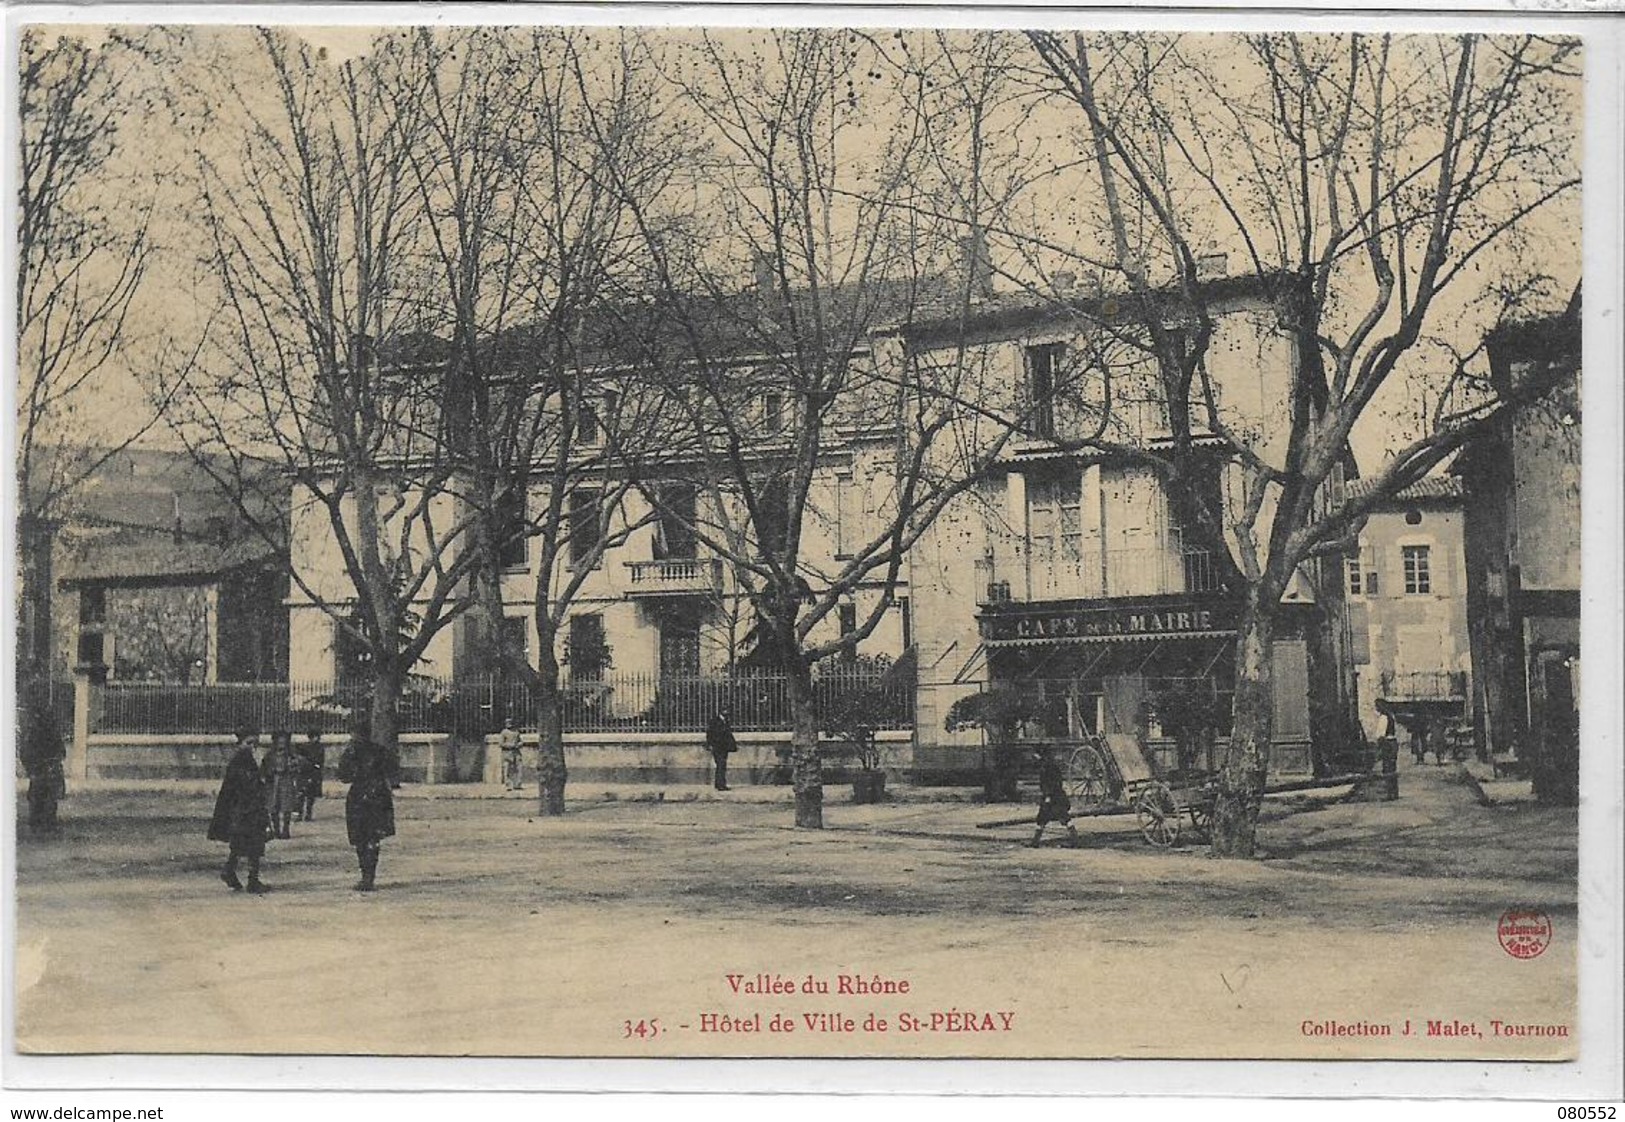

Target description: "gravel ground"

left=13, top=759, right=1577, bottom=1059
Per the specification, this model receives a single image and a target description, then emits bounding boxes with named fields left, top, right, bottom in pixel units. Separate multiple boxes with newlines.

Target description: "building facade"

left=898, top=275, right=1354, bottom=779
left=1344, top=477, right=1472, bottom=751
left=1454, top=307, right=1581, bottom=802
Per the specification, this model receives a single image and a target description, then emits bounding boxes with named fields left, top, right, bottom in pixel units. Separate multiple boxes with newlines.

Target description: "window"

left=568, top=489, right=603, bottom=568
left=898, top=596, right=912, bottom=650
left=494, top=484, right=528, bottom=570
left=838, top=603, right=857, bottom=663
left=500, top=616, right=529, bottom=665
left=655, top=482, right=697, bottom=560
left=577, top=397, right=600, bottom=445
left=79, top=586, right=107, bottom=625
left=833, top=472, right=853, bottom=558
left=763, top=392, right=785, bottom=434
left=1346, top=558, right=1364, bottom=597
left=1402, top=545, right=1432, bottom=595
left=566, top=613, right=609, bottom=681
left=1024, top=343, right=1065, bottom=438
left=1027, top=474, right=1084, bottom=597
left=756, top=477, right=789, bottom=558
left=658, top=613, right=701, bottom=680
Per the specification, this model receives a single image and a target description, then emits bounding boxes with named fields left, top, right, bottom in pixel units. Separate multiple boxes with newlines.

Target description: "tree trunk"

left=370, top=663, right=402, bottom=780
left=787, top=657, right=824, bottom=829
left=534, top=645, right=567, bottom=816
left=1212, top=603, right=1273, bottom=858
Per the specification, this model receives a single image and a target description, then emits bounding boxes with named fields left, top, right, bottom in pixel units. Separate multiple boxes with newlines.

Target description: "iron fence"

left=96, top=667, right=914, bottom=737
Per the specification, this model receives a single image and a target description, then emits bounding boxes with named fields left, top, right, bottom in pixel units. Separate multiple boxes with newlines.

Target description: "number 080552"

left=1557, top=1108, right=1617, bottom=1119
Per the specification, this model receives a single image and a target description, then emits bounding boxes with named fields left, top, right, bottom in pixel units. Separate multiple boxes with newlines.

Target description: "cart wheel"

left=1136, top=782, right=1181, bottom=848
left=1065, top=742, right=1111, bottom=807
left=1188, top=798, right=1213, bottom=837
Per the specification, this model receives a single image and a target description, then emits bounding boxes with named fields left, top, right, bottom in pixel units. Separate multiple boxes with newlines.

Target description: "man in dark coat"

left=1030, top=746, right=1079, bottom=848
left=208, top=727, right=271, bottom=892
left=339, top=733, right=396, bottom=892
left=705, top=711, right=737, bottom=792
left=296, top=729, right=325, bottom=821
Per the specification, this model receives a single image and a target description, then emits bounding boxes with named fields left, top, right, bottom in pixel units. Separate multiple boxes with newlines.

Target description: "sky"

left=17, top=23, right=1585, bottom=480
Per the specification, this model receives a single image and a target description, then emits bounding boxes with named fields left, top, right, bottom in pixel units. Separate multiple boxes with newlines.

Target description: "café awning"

left=984, top=629, right=1235, bottom=649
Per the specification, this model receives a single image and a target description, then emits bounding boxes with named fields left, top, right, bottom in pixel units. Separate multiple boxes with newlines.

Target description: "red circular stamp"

left=1497, top=908, right=1553, bottom=959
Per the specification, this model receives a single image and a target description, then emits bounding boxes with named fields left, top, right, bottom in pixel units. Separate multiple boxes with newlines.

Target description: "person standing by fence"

left=499, top=717, right=524, bottom=791
left=296, top=728, right=325, bottom=821
left=208, top=726, right=271, bottom=893
left=706, top=711, right=737, bottom=792
left=339, top=730, right=396, bottom=892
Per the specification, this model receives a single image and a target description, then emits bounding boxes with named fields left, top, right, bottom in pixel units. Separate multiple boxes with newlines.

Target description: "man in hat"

left=207, top=726, right=272, bottom=892
left=705, top=710, right=737, bottom=791
left=1030, top=745, right=1080, bottom=848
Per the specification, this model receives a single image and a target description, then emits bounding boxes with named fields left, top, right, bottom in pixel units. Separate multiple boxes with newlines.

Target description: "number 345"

left=623, top=1018, right=662, bottom=1040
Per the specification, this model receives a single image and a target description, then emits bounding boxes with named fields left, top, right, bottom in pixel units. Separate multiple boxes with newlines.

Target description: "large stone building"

left=281, top=269, right=1363, bottom=782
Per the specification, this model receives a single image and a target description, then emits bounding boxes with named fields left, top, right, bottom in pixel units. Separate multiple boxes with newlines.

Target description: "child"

left=261, top=729, right=300, bottom=839
left=1030, top=747, right=1080, bottom=848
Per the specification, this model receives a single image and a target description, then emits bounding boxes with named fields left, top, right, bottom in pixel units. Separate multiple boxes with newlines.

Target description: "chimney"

left=1197, top=252, right=1228, bottom=281
left=961, top=227, right=994, bottom=301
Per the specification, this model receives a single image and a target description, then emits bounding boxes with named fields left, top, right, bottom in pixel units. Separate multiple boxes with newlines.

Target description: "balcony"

left=1379, top=670, right=1467, bottom=702
left=624, top=558, right=723, bottom=597
left=975, top=547, right=1224, bottom=606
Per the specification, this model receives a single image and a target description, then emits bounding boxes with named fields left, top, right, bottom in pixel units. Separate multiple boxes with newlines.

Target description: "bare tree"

left=1021, top=31, right=1581, bottom=854
left=385, top=27, right=691, bottom=813
left=169, top=29, right=482, bottom=754
left=618, top=29, right=1032, bottom=828
left=16, top=28, right=159, bottom=680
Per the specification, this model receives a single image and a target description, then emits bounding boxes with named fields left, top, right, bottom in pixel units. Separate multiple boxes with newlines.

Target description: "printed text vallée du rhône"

left=620, top=973, right=1016, bottom=1039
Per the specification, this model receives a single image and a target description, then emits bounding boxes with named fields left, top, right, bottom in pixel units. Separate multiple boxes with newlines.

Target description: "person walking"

left=296, top=728, right=325, bottom=821
left=705, top=711, right=737, bottom=792
left=1030, top=746, right=1080, bottom=848
left=339, top=729, right=396, bottom=892
left=261, top=729, right=300, bottom=839
left=208, top=726, right=272, bottom=893
left=499, top=717, right=524, bottom=791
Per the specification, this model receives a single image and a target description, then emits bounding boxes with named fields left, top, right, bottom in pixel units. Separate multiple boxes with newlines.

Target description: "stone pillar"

left=203, top=584, right=221, bottom=684
left=70, top=667, right=98, bottom=785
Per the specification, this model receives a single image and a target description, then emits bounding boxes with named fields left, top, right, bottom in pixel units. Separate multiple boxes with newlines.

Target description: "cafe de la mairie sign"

left=978, top=599, right=1240, bottom=644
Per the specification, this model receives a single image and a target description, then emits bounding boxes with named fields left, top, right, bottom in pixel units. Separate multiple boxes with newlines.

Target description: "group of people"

left=207, top=719, right=397, bottom=893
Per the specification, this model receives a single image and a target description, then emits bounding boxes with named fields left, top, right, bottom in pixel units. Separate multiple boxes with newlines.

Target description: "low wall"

left=81, top=730, right=913, bottom=786
left=81, top=731, right=1315, bottom=786
left=490, top=729, right=914, bottom=786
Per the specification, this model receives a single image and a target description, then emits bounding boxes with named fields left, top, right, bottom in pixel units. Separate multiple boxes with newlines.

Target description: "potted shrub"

left=822, top=654, right=904, bottom=803
left=944, top=685, right=1042, bottom=803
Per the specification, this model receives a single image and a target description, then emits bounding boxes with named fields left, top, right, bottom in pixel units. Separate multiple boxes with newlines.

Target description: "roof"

left=897, top=270, right=1294, bottom=344
left=1344, top=476, right=1464, bottom=504
left=57, top=531, right=282, bottom=588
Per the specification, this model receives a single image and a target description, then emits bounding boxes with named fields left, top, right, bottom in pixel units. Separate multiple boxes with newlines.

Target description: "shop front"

left=978, top=596, right=1316, bottom=777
